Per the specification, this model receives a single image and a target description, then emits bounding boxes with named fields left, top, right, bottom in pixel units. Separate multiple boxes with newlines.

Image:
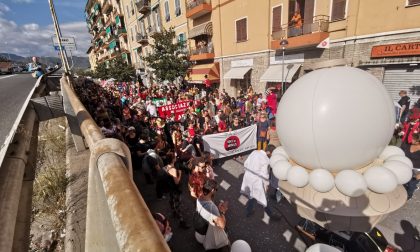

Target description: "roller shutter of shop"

left=382, top=68, right=420, bottom=105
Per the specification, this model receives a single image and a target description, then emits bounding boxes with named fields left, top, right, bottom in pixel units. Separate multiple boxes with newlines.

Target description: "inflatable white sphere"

left=306, top=244, right=341, bottom=252
left=276, top=67, right=395, bottom=172
left=383, top=160, right=413, bottom=184
left=272, top=146, right=289, bottom=157
left=231, top=240, right=252, bottom=252
left=379, top=146, right=405, bottom=160
left=309, top=169, right=335, bottom=193
left=386, top=155, right=413, bottom=168
left=272, top=160, right=292, bottom=180
left=335, top=170, right=368, bottom=197
left=287, top=166, right=309, bottom=187
left=269, top=153, right=288, bottom=167
left=364, top=166, right=398, bottom=193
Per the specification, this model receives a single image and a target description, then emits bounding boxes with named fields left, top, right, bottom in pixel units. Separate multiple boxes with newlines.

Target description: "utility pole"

left=48, top=0, right=71, bottom=74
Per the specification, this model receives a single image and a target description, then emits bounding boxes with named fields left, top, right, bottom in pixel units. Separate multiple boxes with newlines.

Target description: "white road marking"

left=0, top=74, right=16, bottom=80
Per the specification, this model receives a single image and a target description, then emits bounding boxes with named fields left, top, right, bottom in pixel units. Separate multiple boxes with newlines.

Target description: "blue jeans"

left=404, top=178, right=419, bottom=199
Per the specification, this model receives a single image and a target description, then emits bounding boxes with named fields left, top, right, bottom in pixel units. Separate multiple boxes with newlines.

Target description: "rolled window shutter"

left=331, top=0, right=346, bottom=21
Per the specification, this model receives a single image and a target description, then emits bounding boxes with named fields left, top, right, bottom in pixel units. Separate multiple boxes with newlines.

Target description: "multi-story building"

left=185, top=0, right=220, bottom=86
left=86, top=45, right=97, bottom=70
left=85, top=0, right=130, bottom=70
left=210, top=0, right=420, bottom=99
left=160, top=0, right=188, bottom=51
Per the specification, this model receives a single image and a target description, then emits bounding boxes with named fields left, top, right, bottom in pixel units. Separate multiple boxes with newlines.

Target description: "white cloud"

left=0, top=3, right=11, bottom=15
left=0, top=18, right=91, bottom=57
left=12, top=0, right=34, bottom=3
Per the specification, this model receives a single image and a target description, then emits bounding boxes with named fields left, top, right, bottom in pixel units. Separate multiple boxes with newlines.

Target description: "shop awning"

left=260, top=64, right=301, bottom=82
left=223, top=67, right=252, bottom=79
left=186, top=63, right=220, bottom=84
left=188, top=22, right=213, bottom=39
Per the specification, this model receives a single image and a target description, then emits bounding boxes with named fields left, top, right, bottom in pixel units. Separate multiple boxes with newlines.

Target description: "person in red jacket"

left=203, top=75, right=212, bottom=93
left=266, top=89, right=278, bottom=115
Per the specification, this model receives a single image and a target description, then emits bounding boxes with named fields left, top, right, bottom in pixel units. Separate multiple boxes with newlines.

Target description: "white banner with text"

left=202, top=125, right=257, bottom=159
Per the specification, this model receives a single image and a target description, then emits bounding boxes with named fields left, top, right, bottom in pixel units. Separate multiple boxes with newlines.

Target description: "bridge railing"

left=61, top=75, right=170, bottom=251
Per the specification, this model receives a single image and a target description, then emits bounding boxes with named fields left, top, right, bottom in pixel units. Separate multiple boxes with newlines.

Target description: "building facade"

left=85, top=0, right=130, bottom=69
left=185, top=0, right=219, bottom=86
left=208, top=0, right=420, bottom=99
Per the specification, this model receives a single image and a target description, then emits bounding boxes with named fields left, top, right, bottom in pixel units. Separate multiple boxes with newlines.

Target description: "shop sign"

left=371, top=42, right=420, bottom=58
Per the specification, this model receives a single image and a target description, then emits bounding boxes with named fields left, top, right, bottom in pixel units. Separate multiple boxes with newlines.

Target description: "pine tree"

left=93, top=62, right=109, bottom=80
left=142, top=28, right=191, bottom=83
left=108, top=56, right=136, bottom=82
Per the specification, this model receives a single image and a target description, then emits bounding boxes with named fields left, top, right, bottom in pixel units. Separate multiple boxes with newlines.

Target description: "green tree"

left=93, top=61, right=109, bottom=80
left=108, top=56, right=136, bottom=82
left=143, top=28, right=191, bottom=83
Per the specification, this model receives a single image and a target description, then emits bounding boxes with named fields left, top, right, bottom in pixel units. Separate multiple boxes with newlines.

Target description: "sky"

left=0, top=0, right=90, bottom=57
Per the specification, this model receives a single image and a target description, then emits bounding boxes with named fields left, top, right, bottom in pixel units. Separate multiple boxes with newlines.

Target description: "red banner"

left=158, top=101, right=191, bottom=120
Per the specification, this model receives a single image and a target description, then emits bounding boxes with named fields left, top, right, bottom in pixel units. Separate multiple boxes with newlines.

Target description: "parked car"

left=0, top=61, right=13, bottom=74
left=296, top=219, right=397, bottom=252
left=12, top=66, right=23, bottom=73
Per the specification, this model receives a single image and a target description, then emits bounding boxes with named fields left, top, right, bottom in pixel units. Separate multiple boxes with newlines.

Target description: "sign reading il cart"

left=52, top=37, right=77, bottom=51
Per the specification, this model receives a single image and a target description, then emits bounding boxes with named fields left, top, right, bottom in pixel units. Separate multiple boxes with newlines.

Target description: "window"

left=178, top=33, right=186, bottom=48
left=236, top=18, right=247, bottom=42
left=126, top=5, right=130, bottom=18
left=331, top=0, right=347, bottom=21
left=272, top=5, right=282, bottom=33
left=175, top=0, right=181, bottom=17
left=131, top=1, right=135, bottom=16
left=131, top=27, right=134, bottom=41
left=165, top=1, right=171, bottom=22
left=407, top=0, right=420, bottom=6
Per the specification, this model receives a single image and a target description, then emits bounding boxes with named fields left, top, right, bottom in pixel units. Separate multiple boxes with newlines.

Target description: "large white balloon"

left=276, top=67, right=395, bottom=172
left=386, top=155, right=413, bottom=168
left=383, top=160, right=413, bottom=184
left=272, top=160, right=292, bottom=180
left=379, top=146, right=405, bottom=160
left=231, top=240, right=252, bottom=252
left=287, top=166, right=309, bottom=188
left=269, top=154, right=288, bottom=167
left=335, top=170, right=368, bottom=197
left=306, top=244, right=341, bottom=252
left=364, top=166, right=398, bottom=193
left=309, top=169, right=335, bottom=193
left=272, top=146, right=289, bottom=157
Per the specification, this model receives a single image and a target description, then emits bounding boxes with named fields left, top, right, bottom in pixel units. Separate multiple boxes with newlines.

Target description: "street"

left=0, top=73, right=38, bottom=154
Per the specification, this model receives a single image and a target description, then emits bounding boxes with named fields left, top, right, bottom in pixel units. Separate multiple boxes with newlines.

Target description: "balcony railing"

left=147, top=25, right=159, bottom=36
left=190, top=44, right=214, bottom=55
left=272, top=15, right=329, bottom=40
left=136, top=0, right=151, bottom=14
left=136, top=33, right=148, bottom=44
left=115, top=27, right=127, bottom=36
left=186, top=0, right=212, bottom=19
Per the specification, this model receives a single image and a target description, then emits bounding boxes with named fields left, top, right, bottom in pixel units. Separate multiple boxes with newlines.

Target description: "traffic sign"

left=52, top=36, right=77, bottom=51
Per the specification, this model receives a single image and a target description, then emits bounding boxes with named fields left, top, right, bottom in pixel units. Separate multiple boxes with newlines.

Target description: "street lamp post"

left=280, top=39, right=289, bottom=96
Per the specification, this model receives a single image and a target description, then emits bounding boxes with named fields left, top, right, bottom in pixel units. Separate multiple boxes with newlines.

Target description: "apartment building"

left=185, top=0, right=220, bottom=86
left=160, top=0, right=188, bottom=45
left=210, top=0, right=420, bottom=99
left=269, top=0, right=420, bottom=103
left=85, top=0, right=130, bottom=69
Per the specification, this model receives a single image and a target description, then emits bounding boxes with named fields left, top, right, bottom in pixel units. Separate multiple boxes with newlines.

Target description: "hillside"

left=0, top=53, right=90, bottom=69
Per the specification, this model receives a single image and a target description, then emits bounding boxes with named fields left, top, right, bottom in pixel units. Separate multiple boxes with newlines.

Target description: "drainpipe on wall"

left=217, top=0, right=225, bottom=94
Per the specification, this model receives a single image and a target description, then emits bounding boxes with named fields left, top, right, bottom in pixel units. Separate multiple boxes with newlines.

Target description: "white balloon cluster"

left=270, top=146, right=413, bottom=197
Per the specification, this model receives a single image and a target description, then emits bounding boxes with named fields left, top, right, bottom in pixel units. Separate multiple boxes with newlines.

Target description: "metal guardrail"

left=61, top=76, right=170, bottom=251
left=0, top=69, right=61, bottom=251
left=272, top=15, right=329, bottom=40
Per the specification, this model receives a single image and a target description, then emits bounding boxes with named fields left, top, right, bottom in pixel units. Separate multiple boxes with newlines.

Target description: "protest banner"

left=158, top=100, right=191, bottom=120
left=202, top=125, right=257, bottom=159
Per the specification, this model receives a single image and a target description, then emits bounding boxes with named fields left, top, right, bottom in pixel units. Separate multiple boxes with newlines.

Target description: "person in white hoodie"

left=240, top=144, right=276, bottom=217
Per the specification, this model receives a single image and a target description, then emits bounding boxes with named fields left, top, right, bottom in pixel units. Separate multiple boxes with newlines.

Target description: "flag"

left=317, top=37, right=330, bottom=49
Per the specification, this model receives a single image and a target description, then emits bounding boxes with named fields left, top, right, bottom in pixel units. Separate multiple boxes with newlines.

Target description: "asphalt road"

left=0, top=73, right=37, bottom=155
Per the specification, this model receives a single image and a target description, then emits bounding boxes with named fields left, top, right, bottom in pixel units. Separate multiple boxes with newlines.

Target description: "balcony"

left=136, top=33, right=148, bottom=44
left=115, top=27, right=127, bottom=37
left=271, top=15, right=329, bottom=50
left=186, top=0, right=212, bottom=19
left=135, top=62, right=145, bottom=69
left=147, top=25, right=159, bottom=36
left=189, top=44, right=214, bottom=61
left=136, top=0, right=151, bottom=14
left=102, top=0, right=112, bottom=14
